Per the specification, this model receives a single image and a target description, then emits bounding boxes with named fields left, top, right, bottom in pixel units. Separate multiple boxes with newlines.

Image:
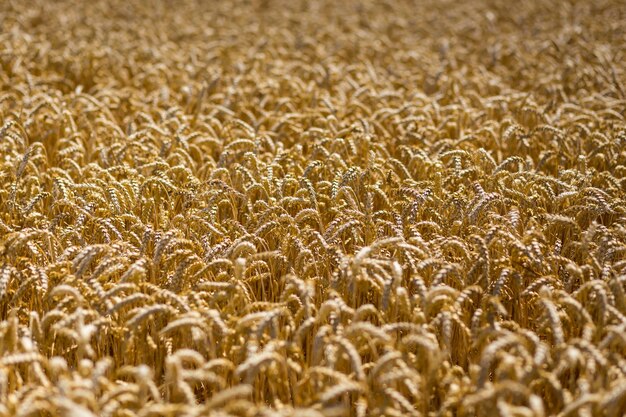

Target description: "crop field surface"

left=0, top=0, right=626, bottom=416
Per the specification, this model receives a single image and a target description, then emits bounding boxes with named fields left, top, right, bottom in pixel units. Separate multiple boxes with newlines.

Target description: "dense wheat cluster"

left=1, top=0, right=625, bottom=416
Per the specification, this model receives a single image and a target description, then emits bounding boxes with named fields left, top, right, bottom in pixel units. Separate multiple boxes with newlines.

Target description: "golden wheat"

left=0, top=0, right=625, bottom=416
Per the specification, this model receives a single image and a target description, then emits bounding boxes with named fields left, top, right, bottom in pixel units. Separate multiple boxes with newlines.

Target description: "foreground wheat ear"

left=0, top=0, right=625, bottom=416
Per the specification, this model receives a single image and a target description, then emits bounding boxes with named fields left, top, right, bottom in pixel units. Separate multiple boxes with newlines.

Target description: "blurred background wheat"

left=0, top=0, right=625, bottom=416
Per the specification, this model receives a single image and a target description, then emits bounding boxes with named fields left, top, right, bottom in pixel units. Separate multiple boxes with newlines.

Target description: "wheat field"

left=1, top=0, right=625, bottom=416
